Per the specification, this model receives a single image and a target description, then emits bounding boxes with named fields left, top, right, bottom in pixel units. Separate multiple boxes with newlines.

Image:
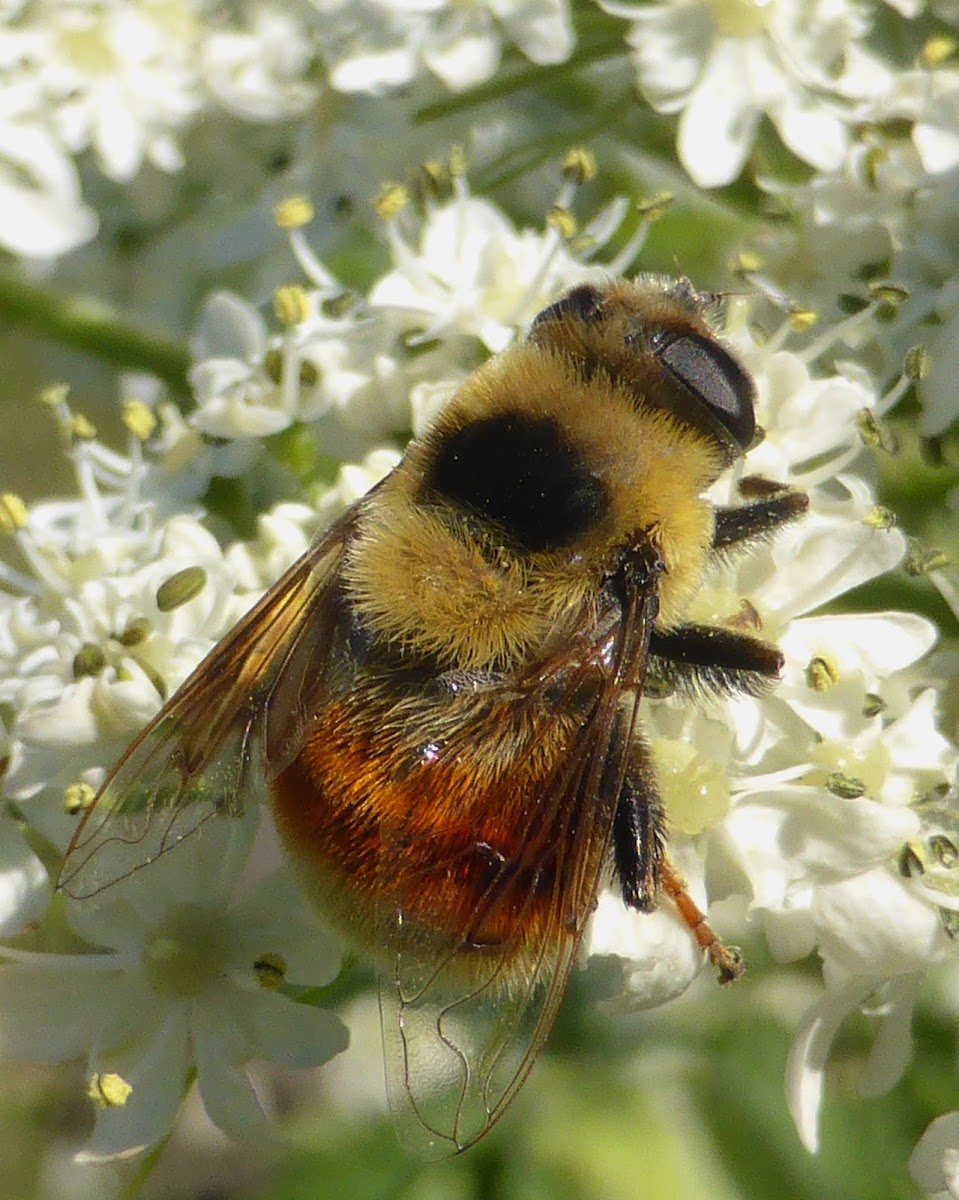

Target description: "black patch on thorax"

left=424, top=413, right=607, bottom=552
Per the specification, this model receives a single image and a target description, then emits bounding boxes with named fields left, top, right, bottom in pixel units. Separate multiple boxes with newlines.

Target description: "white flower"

left=200, top=7, right=318, bottom=121
left=189, top=292, right=299, bottom=439
left=0, top=0, right=320, bottom=208
left=746, top=65, right=959, bottom=429
left=0, top=399, right=262, bottom=854
left=0, top=804, right=347, bottom=1160
left=23, top=0, right=202, bottom=182
left=315, top=0, right=574, bottom=94
left=0, top=816, right=48, bottom=937
left=369, top=182, right=644, bottom=351
left=785, top=869, right=950, bottom=1152
left=600, top=0, right=888, bottom=187
left=0, top=118, right=97, bottom=257
left=912, top=1112, right=959, bottom=1199
left=188, top=289, right=424, bottom=442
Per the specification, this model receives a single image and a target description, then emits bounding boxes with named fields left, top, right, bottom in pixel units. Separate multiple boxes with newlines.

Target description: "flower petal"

left=911, top=1112, right=959, bottom=1197
left=786, top=975, right=877, bottom=1152
left=77, top=1007, right=191, bottom=1162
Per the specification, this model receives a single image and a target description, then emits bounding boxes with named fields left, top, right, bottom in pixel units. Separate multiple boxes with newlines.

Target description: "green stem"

left=0, top=269, right=190, bottom=394
left=116, top=1067, right=196, bottom=1200
left=414, top=36, right=626, bottom=124
left=118, top=1128, right=174, bottom=1200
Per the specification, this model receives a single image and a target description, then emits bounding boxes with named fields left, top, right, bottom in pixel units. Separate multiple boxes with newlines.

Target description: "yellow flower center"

left=702, top=0, right=776, bottom=38
left=143, top=904, right=232, bottom=998
left=653, top=739, right=731, bottom=835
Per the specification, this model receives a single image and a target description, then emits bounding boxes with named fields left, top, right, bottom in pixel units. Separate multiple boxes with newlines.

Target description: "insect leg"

left=613, top=756, right=745, bottom=984
left=659, top=859, right=745, bottom=984
left=712, top=482, right=808, bottom=553
left=649, top=623, right=783, bottom=699
left=612, top=756, right=665, bottom=914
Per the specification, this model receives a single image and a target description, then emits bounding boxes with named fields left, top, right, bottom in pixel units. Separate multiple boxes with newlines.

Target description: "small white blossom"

left=369, top=181, right=645, bottom=351
left=748, top=64, right=959, bottom=430
left=785, top=868, right=950, bottom=1152
left=0, top=804, right=346, bottom=1160
left=189, top=289, right=427, bottom=442
left=600, top=0, right=888, bottom=186
left=912, top=1112, right=959, bottom=1199
left=14, top=0, right=203, bottom=182
left=0, top=118, right=97, bottom=256
left=0, top=0, right=320, bottom=241
left=314, top=0, right=574, bottom=94
left=200, top=8, right=318, bottom=122
left=0, top=399, right=265, bottom=856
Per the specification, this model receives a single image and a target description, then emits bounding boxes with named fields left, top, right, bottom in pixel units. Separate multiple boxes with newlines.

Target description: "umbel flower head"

left=0, top=175, right=956, bottom=1181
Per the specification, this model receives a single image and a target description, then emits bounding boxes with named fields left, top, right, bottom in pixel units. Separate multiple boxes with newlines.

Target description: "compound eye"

left=657, top=333, right=756, bottom=452
left=530, top=284, right=603, bottom=329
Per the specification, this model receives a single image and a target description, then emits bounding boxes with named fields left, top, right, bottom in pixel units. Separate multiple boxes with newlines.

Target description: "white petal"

left=858, top=976, right=919, bottom=1099
left=424, top=32, right=499, bottom=90
left=329, top=48, right=417, bottom=93
left=883, top=690, right=956, bottom=774
left=584, top=889, right=703, bottom=1010
left=78, top=1007, right=191, bottom=1162
left=814, top=869, right=944, bottom=978
left=622, top=2, right=710, bottom=110
left=761, top=903, right=818, bottom=963
left=915, top=90, right=959, bottom=174
left=0, top=963, right=121, bottom=1062
left=203, top=986, right=348, bottom=1069
left=192, top=292, right=267, bottom=362
left=911, top=1113, right=959, bottom=1196
left=0, top=123, right=97, bottom=256
left=16, top=677, right=99, bottom=747
left=0, top=821, right=48, bottom=935
left=774, top=100, right=848, bottom=172
left=786, top=976, right=877, bottom=1152
left=494, top=0, right=574, bottom=64
left=678, top=44, right=758, bottom=187
left=193, top=1021, right=273, bottom=1145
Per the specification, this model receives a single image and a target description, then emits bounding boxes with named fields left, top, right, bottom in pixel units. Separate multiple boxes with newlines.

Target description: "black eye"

left=530, top=284, right=603, bottom=329
left=656, top=333, right=756, bottom=452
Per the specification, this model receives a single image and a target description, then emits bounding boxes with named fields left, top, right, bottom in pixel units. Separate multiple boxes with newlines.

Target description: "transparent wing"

left=379, top=545, right=662, bottom=1156
left=57, top=504, right=362, bottom=903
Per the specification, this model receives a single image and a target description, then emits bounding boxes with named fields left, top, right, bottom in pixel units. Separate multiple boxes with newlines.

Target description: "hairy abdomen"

left=271, top=681, right=591, bottom=974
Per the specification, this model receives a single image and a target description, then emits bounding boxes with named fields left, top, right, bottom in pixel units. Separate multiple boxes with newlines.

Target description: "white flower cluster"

left=598, top=0, right=904, bottom=188
left=0, top=177, right=956, bottom=1181
left=0, top=0, right=321, bottom=257
left=591, top=0, right=959, bottom=457
left=186, top=176, right=650, bottom=445
left=312, top=0, right=574, bottom=94
left=0, top=0, right=577, bottom=260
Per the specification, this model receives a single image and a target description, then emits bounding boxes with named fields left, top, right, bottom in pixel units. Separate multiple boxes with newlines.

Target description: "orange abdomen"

left=271, top=685, right=586, bottom=963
